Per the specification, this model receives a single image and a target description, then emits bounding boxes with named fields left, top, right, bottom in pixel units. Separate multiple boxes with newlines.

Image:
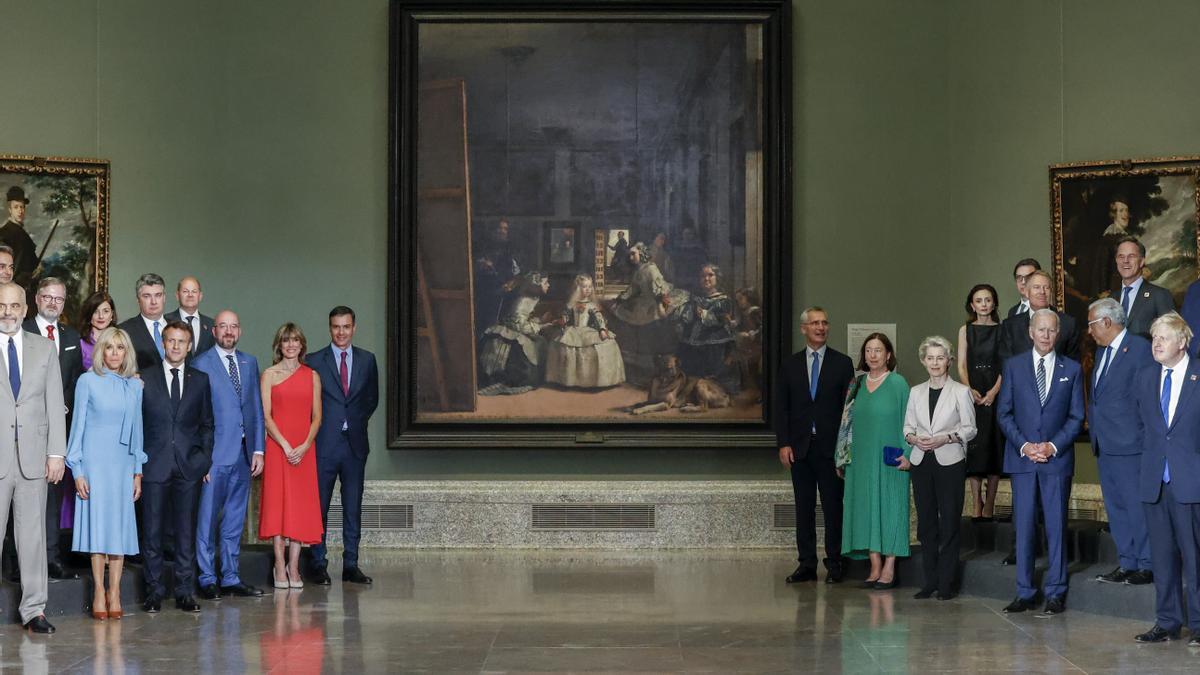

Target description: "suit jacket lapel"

left=349, top=347, right=366, bottom=399
left=928, top=382, right=952, bottom=429
left=1168, top=360, right=1200, bottom=432
left=325, top=348, right=346, bottom=401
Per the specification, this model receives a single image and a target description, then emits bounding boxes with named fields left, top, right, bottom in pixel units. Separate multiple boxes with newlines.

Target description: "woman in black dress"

left=956, top=284, right=1003, bottom=520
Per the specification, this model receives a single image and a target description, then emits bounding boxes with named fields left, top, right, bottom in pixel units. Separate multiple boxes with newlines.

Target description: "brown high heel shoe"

left=107, top=592, right=123, bottom=620
left=92, top=595, right=107, bottom=620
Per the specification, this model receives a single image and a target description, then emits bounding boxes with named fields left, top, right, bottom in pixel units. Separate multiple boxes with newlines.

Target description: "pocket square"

left=1058, top=377, right=1069, bottom=382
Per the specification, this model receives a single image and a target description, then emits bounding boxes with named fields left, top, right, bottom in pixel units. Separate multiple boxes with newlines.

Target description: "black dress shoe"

left=143, top=597, right=162, bottom=614
left=1000, top=553, right=1017, bottom=566
left=785, top=566, right=818, bottom=583
left=1188, top=635, right=1200, bottom=647
left=913, top=588, right=936, bottom=599
left=1003, top=597, right=1036, bottom=613
left=342, top=566, right=373, bottom=584
left=1134, top=625, right=1180, bottom=643
left=197, top=585, right=221, bottom=601
left=220, top=582, right=263, bottom=597
left=858, top=579, right=880, bottom=589
left=175, top=596, right=202, bottom=612
left=23, top=615, right=55, bottom=633
left=1095, top=567, right=1132, bottom=584
left=1037, top=596, right=1066, bottom=617
left=310, top=566, right=332, bottom=586
left=47, top=562, right=78, bottom=580
left=823, top=558, right=845, bottom=584
left=1125, top=570, right=1154, bottom=585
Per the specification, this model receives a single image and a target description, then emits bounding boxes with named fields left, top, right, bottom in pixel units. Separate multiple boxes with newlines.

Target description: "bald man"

left=164, top=277, right=215, bottom=355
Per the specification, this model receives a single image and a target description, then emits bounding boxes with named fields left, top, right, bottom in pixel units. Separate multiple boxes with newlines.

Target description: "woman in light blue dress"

left=68, top=327, right=145, bottom=620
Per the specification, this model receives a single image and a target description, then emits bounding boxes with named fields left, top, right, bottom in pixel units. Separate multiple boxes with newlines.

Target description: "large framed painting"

left=1051, top=155, right=1200, bottom=366
left=0, top=155, right=110, bottom=321
left=388, top=0, right=792, bottom=447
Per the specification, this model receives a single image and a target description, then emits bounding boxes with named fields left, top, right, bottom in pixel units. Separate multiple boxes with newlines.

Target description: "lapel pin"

left=1191, top=375, right=1197, bottom=382
left=1143, top=291, right=1151, bottom=298
left=1122, top=347, right=1128, bottom=352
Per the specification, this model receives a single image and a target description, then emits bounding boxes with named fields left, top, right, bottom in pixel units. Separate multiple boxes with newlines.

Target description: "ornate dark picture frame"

left=0, top=154, right=110, bottom=321
left=388, top=0, right=792, bottom=448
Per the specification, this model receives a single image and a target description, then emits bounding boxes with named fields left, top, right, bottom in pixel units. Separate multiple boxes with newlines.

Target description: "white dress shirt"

left=178, top=310, right=202, bottom=350
left=1118, top=276, right=1144, bottom=313
left=1, top=330, right=24, bottom=382
left=163, top=360, right=185, bottom=396
left=142, top=314, right=165, bottom=346
left=1095, top=329, right=1127, bottom=386
left=1160, top=353, right=1189, bottom=427
left=1032, top=349, right=1056, bottom=398
left=34, top=315, right=60, bottom=353
left=215, top=345, right=238, bottom=377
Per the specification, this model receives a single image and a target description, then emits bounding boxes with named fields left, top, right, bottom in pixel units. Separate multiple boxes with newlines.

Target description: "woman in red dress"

left=259, top=323, right=324, bottom=589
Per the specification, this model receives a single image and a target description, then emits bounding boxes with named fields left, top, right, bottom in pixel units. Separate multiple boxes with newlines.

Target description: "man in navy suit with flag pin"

left=1133, top=312, right=1200, bottom=645
left=307, top=306, right=378, bottom=585
left=997, top=308, right=1085, bottom=617
left=1085, top=298, right=1155, bottom=586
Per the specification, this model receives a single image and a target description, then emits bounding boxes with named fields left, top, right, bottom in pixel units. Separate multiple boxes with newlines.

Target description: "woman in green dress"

left=839, top=333, right=911, bottom=589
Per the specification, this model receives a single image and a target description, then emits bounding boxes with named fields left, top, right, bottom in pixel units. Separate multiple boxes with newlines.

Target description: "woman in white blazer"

left=903, top=335, right=977, bottom=600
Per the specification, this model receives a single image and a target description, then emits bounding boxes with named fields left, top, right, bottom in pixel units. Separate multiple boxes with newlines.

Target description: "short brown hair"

left=857, top=332, right=897, bottom=372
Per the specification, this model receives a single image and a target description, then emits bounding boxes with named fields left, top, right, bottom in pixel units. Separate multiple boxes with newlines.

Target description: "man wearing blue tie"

left=1085, top=298, right=1155, bottom=586
left=997, top=309, right=1085, bottom=617
left=1133, top=312, right=1200, bottom=645
left=117, top=273, right=170, bottom=372
left=1112, top=238, right=1174, bottom=339
left=191, top=310, right=265, bottom=600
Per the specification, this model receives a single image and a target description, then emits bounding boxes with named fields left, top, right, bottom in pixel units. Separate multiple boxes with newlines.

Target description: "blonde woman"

left=68, top=327, right=145, bottom=620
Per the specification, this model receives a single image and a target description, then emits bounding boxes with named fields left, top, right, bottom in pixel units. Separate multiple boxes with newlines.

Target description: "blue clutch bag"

left=883, top=446, right=904, bottom=467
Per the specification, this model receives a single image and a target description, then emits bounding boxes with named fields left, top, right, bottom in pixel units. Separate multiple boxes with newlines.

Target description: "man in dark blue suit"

left=1133, top=312, right=1200, bottom=645
left=1085, top=298, right=1155, bottom=585
left=997, top=309, right=1085, bottom=616
left=139, top=321, right=213, bottom=614
left=307, top=306, right=378, bottom=585
left=775, top=306, right=854, bottom=584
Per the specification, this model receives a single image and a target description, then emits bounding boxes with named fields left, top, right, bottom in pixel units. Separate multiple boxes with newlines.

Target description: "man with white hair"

left=1085, top=297, right=1154, bottom=586
left=997, top=308, right=1084, bottom=617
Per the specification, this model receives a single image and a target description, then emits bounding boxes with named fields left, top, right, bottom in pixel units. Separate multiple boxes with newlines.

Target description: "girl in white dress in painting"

left=545, top=274, right=625, bottom=388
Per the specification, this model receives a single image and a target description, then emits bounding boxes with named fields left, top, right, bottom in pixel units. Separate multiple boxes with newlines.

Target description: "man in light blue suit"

left=1085, top=298, right=1154, bottom=586
left=191, top=309, right=264, bottom=600
left=1133, top=312, right=1200, bottom=645
left=997, top=308, right=1085, bottom=617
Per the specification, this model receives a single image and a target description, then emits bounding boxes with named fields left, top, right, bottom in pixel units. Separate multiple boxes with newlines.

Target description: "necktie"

left=1094, top=346, right=1112, bottom=388
left=1161, top=368, right=1173, bottom=483
left=226, top=354, right=242, bottom=400
left=1122, top=286, right=1133, bottom=316
left=186, top=315, right=197, bottom=348
left=45, top=325, right=54, bottom=342
left=1036, top=357, right=1047, bottom=405
left=152, top=320, right=164, bottom=359
left=170, top=367, right=181, bottom=404
left=340, top=350, right=350, bottom=396
left=809, top=351, right=820, bottom=400
left=7, top=337, right=18, bottom=399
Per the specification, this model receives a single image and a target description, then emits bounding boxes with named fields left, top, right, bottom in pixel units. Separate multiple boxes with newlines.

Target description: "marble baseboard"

left=326, top=480, right=797, bottom=549
left=320, top=479, right=1110, bottom=550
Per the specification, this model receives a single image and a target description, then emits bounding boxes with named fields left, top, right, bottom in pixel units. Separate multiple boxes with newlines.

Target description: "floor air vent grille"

left=327, top=504, right=414, bottom=530
left=531, top=504, right=656, bottom=530
left=773, top=503, right=824, bottom=529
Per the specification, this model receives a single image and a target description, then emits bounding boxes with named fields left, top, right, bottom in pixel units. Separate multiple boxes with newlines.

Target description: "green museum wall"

left=2, top=0, right=1198, bottom=482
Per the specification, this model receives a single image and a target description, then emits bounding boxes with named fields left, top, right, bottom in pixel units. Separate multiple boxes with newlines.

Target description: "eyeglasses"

left=1086, top=317, right=1106, bottom=327
left=37, top=295, right=66, bottom=305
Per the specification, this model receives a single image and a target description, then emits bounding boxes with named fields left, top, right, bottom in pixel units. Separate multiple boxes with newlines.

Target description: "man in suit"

left=192, top=309, right=264, bottom=599
left=1112, top=237, right=1174, bottom=339
left=117, top=272, right=169, bottom=372
left=775, top=306, right=854, bottom=585
left=140, top=320, right=213, bottom=614
left=1133, top=312, right=1200, bottom=645
left=1007, top=258, right=1041, bottom=318
left=999, top=270, right=1080, bottom=362
left=164, top=276, right=215, bottom=355
left=996, top=308, right=1085, bottom=617
left=307, top=306, right=379, bottom=585
left=0, top=282, right=65, bottom=633
left=0, top=188, right=37, bottom=293
left=1085, top=298, right=1154, bottom=586
left=23, top=277, right=83, bottom=580
left=0, top=245, right=14, bottom=284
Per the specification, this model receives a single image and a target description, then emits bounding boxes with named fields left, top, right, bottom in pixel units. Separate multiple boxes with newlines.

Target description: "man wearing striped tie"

left=996, top=308, right=1085, bottom=617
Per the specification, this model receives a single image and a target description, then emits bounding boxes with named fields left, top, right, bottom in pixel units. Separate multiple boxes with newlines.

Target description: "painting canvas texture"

left=413, top=22, right=765, bottom=423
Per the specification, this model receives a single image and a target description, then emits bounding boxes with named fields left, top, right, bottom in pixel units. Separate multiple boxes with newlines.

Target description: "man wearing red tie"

left=307, top=306, right=378, bottom=585
left=23, top=278, right=82, bottom=580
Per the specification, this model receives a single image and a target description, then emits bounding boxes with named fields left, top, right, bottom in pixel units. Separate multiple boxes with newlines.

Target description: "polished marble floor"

left=0, top=549, right=1195, bottom=673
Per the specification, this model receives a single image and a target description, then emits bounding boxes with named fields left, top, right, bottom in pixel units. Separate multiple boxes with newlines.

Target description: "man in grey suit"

left=0, top=282, right=65, bottom=633
left=1112, top=237, right=1174, bottom=339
